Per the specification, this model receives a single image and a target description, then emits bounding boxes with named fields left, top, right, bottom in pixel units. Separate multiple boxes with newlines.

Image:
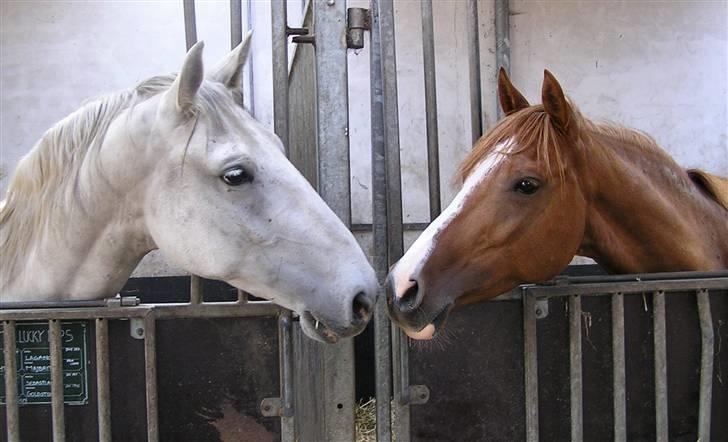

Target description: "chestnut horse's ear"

left=497, top=68, right=530, bottom=115
left=541, top=69, right=573, bottom=131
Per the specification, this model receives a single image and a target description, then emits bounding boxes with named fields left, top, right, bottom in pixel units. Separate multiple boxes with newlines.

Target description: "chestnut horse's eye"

left=221, top=167, right=254, bottom=186
left=514, top=178, right=540, bottom=195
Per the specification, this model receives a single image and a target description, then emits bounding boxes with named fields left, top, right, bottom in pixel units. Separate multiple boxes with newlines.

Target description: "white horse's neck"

left=1, top=109, right=156, bottom=302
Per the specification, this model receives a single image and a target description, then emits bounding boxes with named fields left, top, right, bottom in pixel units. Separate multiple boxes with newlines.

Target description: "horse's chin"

left=299, top=311, right=340, bottom=344
left=402, top=303, right=452, bottom=341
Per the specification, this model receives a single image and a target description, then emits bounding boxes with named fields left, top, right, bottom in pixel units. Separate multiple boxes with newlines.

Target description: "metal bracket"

left=106, top=296, right=140, bottom=308
left=407, top=384, right=430, bottom=405
left=347, top=8, right=370, bottom=49
left=130, top=317, right=145, bottom=340
left=535, top=298, right=549, bottom=319
left=260, top=397, right=283, bottom=417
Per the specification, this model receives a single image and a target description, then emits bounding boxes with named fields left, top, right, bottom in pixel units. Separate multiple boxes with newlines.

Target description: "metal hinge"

left=347, top=8, right=370, bottom=49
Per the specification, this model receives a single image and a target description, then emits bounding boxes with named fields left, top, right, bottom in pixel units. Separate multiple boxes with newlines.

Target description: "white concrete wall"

left=1, top=1, right=726, bottom=276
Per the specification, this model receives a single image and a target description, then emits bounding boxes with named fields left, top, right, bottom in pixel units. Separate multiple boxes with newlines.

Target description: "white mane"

left=0, top=75, right=175, bottom=289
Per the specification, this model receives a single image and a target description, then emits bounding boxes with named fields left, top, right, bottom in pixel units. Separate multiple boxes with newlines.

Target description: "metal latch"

left=347, top=8, right=370, bottom=49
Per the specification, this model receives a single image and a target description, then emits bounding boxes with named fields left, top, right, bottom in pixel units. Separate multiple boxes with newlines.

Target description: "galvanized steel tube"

left=495, top=0, right=510, bottom=119
left=271, top=0, right=290, bottom=153
left=523, top=293, right=539, bottom=442
left=653, top=291, right=668, bottom=441
left=183, top=0, right=198, bottom=51
left=3, top=321, right=20, bottom=442
left=421, top=0, right=441, bottom=219
left=611, top=293, right=626, bottom=442
left=569, top=296, right=583, bottom=442
left=230, top=0, right=243, bottom=48
left=190, top=275, right=203, bottom=304
left=96, top=319, right=112, bottom=442
left=49, top=320, right=66, bottom=442
left=278, top=312, right=294, bottom=441
left=466, top=0, right=482, bottom=142
left=696, top=289, right=713, bottom=441
left=370, top=0, right=393, bottom=438
left=144, top=315, right=159, bottom=442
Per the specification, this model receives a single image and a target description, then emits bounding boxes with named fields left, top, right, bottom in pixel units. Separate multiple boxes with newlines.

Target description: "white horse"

left=0, top=33, right=378, bottom=343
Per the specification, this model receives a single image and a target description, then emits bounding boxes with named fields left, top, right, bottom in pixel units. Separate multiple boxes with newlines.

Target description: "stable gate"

left=2, top=1, right=727, bottom=441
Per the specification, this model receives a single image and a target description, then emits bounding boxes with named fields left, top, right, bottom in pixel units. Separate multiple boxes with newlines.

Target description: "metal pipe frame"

left=523, top=293, right=539, bottom=442
left=611, top=293, right=626, bottom=442
left=271, top=0, right=290, bottom=154
left=95, top=319, right=112, bottom=442
left=568, top=296, right=583, bottom=442
left=369, top=0, right=393, bottom=439
left=696, top=289, right=714, bottom=441
left=230, top=0, right=243, bottom=48
left=183, top=0, right=197, bottom=51
left=466, top=0, right=482, bottom=143
left=144, top=314, right=159, bottom=442
left=494, top=0, right=510, bottom=120
left=4, top=321, right=20, bottom=442
left=653, top=291, right=668, bottom=440
left=49, top=320, right=66, bottom=442
left=420, top=0, right=441, bottom=220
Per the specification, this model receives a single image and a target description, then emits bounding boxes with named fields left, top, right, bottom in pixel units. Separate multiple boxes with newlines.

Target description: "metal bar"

left=271, top=0, right=290, bottom=154
left=230, top=0, right=243, bottom=48
left=696, top=289, right=713, bottom=441
left=612, top=293, right=626, bottom=442
left=3, top=321, right=20, bottom=442
left=245, top=0, right=256, bottom=116
left=96, top=319, right=112, bottom=442
left=0, top=302, right=281, bottom=322
left=278, top=312, right=295, bottom=441
left=494, top=0, right=510, bottom=120
left=653, top=291, right=668, bottom=441
left=237, top=289, right=249, bottom=304
left=523, top=293, right=539, bottom=442
left=49, top=320, right=66, bottom=442
left=369, top=0, right=393, bottom=438
left=351, top=222, right=429, bottom=232
left=190, top=275, right=202, bottom=304
left=421, top=0, right=440, bottom=219
left=144, top=315, right=159, bottom=442
left=466, top=0, right=482, bottom=142
left=524, top=277, right=728, bottom=298
left=546, top=270, right=728, bottom=285
left=183, top=0, right=198, bottom=51
left=377, top=0, right=409, bottom=439
left=569, top=296, right=583, bottom=442
left=313, top=1, right=356, bottom=440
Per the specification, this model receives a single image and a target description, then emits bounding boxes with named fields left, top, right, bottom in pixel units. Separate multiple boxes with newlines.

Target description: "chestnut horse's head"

left=387, top=69, right=588, bottom=339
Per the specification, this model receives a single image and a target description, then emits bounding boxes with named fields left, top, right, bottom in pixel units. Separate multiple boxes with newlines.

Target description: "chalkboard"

left=0, top=321, right=89, bottom=406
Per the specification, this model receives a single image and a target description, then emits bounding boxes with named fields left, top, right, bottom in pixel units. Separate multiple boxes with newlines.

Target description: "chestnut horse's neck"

left=577, top=129, right=728, bottom=273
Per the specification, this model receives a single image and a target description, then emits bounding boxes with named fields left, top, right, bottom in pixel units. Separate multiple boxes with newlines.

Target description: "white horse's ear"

left=208, top=30, right=252, bottom=89
left=165, top=41, right=205, bottom=114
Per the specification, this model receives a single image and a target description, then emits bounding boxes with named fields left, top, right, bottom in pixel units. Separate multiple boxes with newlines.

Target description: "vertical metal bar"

left=245, top=0, right=256, bottom=116
left=696, top=289, right=713, bottom=441
left=230, top=0, right=243, bottom=48
left=421, top=0, right=440, bottom=219
left=3, top=321, right=20, bottom=442
left=144, top=315, right=159, bottom=442
left=466, top=0, right=482, bottom=142
left=49, top=320, right=66, bottom=442
left=314, top=1, right=356, bottom=440
left=569, top=295, right=583, bottom=442
left=272, top=0, right=290, bottom=154
left=183, top=0, right=198, bottom=51
left=494, top=0, right=510, bottom=120
left=377, top=0, right=409, bottom=440
left=278, top=312, right=295, bottom=441
left=369, top=0, right=393, bottom=439
left=190, top=275, right=202, bottom=304
left=611, top=293, right=626, bottom=442
left=653, top=291, right=668, bottom=441
left=523, top=293, right=539, bottom=442
left=96, top=319, right=112, bottom=442
left=237, top=289, right=249, bottom=304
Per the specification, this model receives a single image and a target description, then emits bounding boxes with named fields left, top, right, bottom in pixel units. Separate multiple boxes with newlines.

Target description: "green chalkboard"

left=0, top=321, right=89, bottom=406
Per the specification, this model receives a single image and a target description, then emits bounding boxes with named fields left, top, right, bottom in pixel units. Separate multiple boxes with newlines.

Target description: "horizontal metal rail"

left=0, top=301, right=281, bottom=321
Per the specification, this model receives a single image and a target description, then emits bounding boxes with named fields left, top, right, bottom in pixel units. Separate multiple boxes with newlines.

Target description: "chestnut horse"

left=387, top=69, right=728, bottom=340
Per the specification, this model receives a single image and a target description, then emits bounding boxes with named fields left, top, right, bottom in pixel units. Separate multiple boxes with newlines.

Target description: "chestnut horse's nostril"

left=352, top=291, right=373, bottom=324
left=398, top=280, right=421, bottom=312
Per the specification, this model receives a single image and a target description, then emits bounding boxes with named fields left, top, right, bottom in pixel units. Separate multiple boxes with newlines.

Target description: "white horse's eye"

left=222, top=166, right=254, bottom=186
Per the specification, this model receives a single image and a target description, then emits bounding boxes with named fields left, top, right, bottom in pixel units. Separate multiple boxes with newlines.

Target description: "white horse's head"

left=1, top=34, right=377, bottom=342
